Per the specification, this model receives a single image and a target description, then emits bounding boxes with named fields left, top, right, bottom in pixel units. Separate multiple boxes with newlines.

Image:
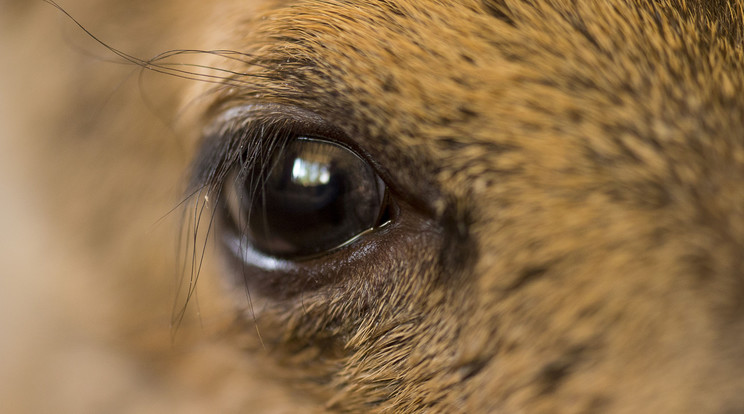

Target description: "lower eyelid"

left=218, top=199, right=442, bottom=300
left=224, top=221, right=390, bottom=273
left=223, top=233, right=297, bottom=272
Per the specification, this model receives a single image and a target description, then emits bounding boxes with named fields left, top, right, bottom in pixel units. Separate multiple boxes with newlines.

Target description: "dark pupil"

left=238, top=137, right=385, bottom=258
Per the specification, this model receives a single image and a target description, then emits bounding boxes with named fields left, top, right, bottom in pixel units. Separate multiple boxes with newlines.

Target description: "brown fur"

left=2, top=0, right=744, bottom=413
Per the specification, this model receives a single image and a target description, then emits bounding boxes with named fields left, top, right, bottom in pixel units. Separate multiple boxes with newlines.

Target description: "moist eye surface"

left=224, top=136, right=388, bottom=259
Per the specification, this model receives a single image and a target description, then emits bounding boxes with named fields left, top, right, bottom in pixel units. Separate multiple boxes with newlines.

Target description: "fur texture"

left=2, top=0, right=744, bottom=413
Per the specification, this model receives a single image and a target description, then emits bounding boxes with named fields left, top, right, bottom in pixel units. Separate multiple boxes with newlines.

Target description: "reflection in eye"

left=223, top=137, right=390, bottom=259
left=291, top=158, right=331, bottom=186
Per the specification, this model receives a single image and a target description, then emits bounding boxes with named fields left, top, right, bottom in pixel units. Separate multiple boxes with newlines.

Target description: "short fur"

left=2, top=0, right=744, bottom=413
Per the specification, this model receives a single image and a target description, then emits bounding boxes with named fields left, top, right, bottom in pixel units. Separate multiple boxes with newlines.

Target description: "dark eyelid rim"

left=191, top=103, right=435, bottom=217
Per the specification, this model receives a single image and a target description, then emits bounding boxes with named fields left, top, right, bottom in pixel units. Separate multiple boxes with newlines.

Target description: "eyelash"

left=189, top=118, right=292, bottom=202
left=189, top=104, right=358, bottom=200
left=174, top=112, right=288, bottom=323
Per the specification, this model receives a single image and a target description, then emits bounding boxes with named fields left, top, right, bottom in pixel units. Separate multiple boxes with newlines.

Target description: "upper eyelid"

left=190, top=105, right=358, bottom=192
left=189, top=106, right=294, bottom=183
left=188, top=114, right=266, bottom=196
left=189, top=104, right=437, bottom=220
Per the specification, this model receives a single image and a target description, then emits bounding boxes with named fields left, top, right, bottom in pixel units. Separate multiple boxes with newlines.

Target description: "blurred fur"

left=2, top=0, right=744, bottom=413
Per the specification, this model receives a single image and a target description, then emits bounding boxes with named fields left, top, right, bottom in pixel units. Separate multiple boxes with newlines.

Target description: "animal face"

left=2, top=0, right=744, bottom=412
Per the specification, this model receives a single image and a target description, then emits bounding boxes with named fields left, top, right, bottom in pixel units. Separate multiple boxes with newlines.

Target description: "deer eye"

left=223, top=137, right=391, bottom=259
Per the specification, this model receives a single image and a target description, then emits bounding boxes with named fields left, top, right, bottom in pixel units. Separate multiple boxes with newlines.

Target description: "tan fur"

left=2, top=0, right=744, bottom=413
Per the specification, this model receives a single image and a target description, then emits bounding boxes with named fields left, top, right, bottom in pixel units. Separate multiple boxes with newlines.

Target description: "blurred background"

left=0, top=1, right=261, bottom=412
